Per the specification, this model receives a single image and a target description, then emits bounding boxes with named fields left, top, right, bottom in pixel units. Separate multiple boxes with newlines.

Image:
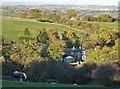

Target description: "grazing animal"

left=13, top=71, right=27, bottom=82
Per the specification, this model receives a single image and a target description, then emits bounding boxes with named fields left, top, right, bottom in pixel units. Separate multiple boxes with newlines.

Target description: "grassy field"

left=2, top=18, right=82, bottom=40
left=86, top=21, right=118, bottom=28
left=2, top=80, right=119, bottom=89
left=2, top=18, right=118, bottom=40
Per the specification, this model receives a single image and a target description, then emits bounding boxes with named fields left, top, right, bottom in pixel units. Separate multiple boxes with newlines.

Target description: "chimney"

left=72, top=46, right=75, bottom=50
left=79, top=46, right=81, bottom=49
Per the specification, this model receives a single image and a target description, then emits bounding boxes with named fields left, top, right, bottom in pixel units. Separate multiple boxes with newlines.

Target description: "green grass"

left=2, top=17, right=118, bottom=40
left=2, top=80, right=119, bottom=89
left=2, top=18, right=82, bottom=40
left=86, top=21, right=118, bottom=28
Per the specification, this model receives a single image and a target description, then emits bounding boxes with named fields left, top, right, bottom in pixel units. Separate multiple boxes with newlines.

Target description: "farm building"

left=61, top=46, right=86, bottom=63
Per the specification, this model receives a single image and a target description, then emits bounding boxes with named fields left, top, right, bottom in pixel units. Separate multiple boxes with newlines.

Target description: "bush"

left=104, top=81, right=120, bottom=87
left=2, top=61, right=21, bottom=76
left=26, top=60, right=73, bottom=83
left=72, top=62, right=97, bottom=84
left=91, top=62, right=119, bottom=87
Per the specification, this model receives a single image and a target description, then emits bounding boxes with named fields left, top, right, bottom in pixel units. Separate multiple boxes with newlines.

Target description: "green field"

left=1, top=80, right=119, bottom=89
left=2, top=18, right=118, bottom=40
left=2, top=18, right=82, bottom=40
left=86, top=21, right=118, bottom=28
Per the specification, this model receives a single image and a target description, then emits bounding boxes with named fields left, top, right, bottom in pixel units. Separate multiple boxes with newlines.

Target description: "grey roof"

left=64, top=48, right=85, bottom=53
left=65, top=56, right=74, bottom=59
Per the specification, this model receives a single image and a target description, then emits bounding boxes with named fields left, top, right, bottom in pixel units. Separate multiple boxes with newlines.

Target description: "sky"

left=1, top=0, right=120, bottom=6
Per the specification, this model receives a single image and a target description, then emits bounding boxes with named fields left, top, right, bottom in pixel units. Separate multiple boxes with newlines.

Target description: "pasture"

left=86, top=21, right=118, bottom=28
left=2, top=80, right=119, bottom=89
left=2, top=18, right=118, bottom=40
left=2, top=18, right=82, bottom=40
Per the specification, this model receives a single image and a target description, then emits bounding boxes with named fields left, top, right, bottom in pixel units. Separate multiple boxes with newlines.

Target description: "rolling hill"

left=2, top=17, right=117, bottom=40
left=2, top=18, right=82, bottom=40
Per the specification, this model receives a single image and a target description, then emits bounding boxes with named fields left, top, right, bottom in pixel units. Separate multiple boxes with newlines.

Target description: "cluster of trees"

left=2, top=27, right=67, bottom=67
left=92, top=62, right=120, bottom=87
left=45, top=28, right=66, bottom=60
left=84, top=27, right=119, bottom=65
left=80, top=14, right=117, bottom=22
left=17, top=8, right=77, bottom=24
left=17, top=8, right=117, bottom=23
left=2, top=36, right=42, bottom=68
left=2, top=25, right=119, bottom=65
left=16, top=8, right=81, bottom=29
left=16, top=8, right=60, bottom=23
left=2, top=59, right=120, bottom=87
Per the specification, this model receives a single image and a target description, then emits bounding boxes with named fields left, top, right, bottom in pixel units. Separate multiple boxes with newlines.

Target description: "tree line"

left=2, top=58, right=120, bottom=87
left=16, top=8, right=117, bottom=23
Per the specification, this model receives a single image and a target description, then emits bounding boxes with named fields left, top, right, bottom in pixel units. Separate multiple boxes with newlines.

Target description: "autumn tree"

left=61, top=31, right=80, bottom=48
left=1, top=36, right=17, bottom=62
left=46, top=13, right=54, bottom=20
left=97, top=28, right=117, bottom=46
left=97, top=14, right=112, bottom=22
left=16, top=12, right=28, bottom=18
left=10, top=40, right=42, bottom=67
left=59, top=16, right=68, bottom=24
left=65, top=9, right=77, bottom=19
left=51, top=15, right=60, bottom=23
left=27, top=8, right=41, bottom=19
left=45, top=28, right=66, bottom=60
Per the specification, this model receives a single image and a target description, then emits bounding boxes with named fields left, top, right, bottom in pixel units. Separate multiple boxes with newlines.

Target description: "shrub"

left=26, top=60, right=73, bottom=83
left=91, top=62, right=120, bottom=87
left=2, top=61, right=21, bottom=76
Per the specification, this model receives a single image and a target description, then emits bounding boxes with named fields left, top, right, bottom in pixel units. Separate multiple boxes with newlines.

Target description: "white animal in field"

left=13, top=71, right=28, bottom=82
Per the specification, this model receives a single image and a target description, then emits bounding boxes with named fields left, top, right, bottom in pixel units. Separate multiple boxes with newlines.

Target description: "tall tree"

left=24, top=27, right=30, bottom=37
left=19, top=27, right=32, bottom=42
left=37, top=28, right=48, bottom=44
left=45, top=28, right=66, bottom=60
